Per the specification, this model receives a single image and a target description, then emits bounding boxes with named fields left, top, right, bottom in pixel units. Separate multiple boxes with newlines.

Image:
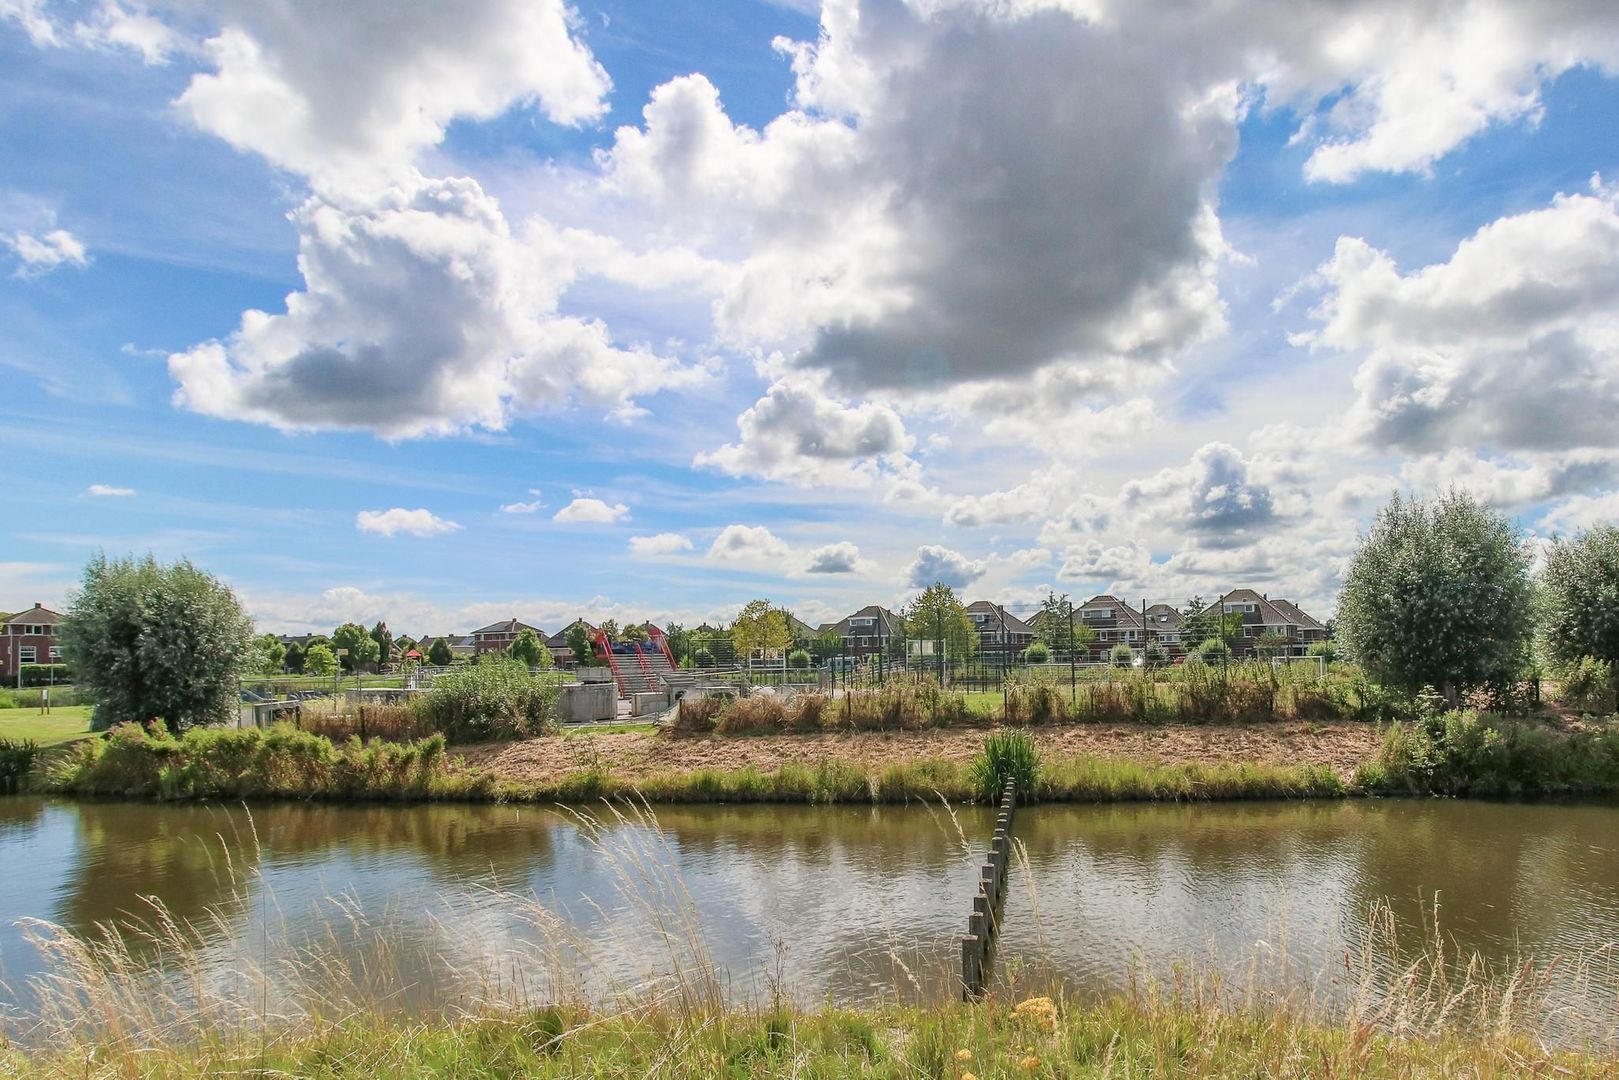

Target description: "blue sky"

left=3, top=0, right=1619, bottom=635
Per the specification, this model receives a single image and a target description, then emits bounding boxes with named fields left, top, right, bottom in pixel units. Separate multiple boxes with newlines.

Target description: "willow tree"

left=1538, top=525, right=1619, bottom=675
left=61, top=553, right=254, bottom=732
left=1336, top=491, right=1532, bottom=703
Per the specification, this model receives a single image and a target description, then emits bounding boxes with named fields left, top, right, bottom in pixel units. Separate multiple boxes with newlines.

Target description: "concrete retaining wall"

left=557, top=681, right=616, bottom=723
left=632, top=691, right=666, bottom=716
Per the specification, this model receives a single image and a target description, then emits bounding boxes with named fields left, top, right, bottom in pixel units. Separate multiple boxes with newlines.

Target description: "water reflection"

left=999, top=800, right=1619, bottom=1016
left=1, top=796, right=1616, bottom=1031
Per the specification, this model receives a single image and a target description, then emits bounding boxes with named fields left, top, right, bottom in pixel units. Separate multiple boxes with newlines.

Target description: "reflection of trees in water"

left=1342, top=801, right=1619, bottom=964
left=53, top=801, right=563, bottom=954
left=647, top=803, right=992, bottom=873
left=0, top=796, right=46, bottom=836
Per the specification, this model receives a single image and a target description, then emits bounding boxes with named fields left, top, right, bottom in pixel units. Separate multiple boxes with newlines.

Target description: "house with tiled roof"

left=1076, top=595, right=1145, bottom=660
left=471, top=618, right=546, bottom=657
left=964, top=600, right=1037, bottom=657
left=1, top=603, right=64, bottom=679
left=1197, top=589, right=1327, bottom=656
left=820, top=605, right=905, bottom=658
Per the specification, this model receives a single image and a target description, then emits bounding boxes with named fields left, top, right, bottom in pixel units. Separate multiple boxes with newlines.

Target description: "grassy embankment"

left=7, top=994, right=1613, bottom=1078
left=0, top=705, right=94, bottom=748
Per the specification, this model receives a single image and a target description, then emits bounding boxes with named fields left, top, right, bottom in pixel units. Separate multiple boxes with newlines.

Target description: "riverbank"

left=25, top=711, right=1619, bottom=804
left=6, top=993, right=1613, bottom=1078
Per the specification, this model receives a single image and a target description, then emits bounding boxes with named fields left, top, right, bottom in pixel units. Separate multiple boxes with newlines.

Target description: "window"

left=19, top=646, right=36, bottom=664
left=1223, top=603, right=1255, bottom=614
left=49, top=646, right=61, bottom=659
left=1082, top=608, right=1109, bottom=621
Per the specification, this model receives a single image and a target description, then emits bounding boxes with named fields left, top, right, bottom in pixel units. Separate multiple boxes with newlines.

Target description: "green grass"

left=6, top=995, right=1613, bottom=1078
left=0, top=705, right=94, bottom=748
left=560, top=721, right=657, bottom=737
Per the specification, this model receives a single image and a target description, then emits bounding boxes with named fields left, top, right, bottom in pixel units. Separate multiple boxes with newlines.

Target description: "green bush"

left=18, top=664, right=72, bottom=688
left=1364, top=695, right=1619, bottom=796
left=415, top=658, right=556, bottom=742
left=1197, top=638, right=1230, bottom=663
left=966, top=729, right=1040, bottom=802
left=1554, top=656, right=1615, bottom=714
left=1022, top=641, right=1050, bottom=664
left=42, top=722, right=458, bottom=800
left=1110, top=643, right=1134, bottom=668
left=0, top=737, right=38, bottom=792
left=787, top=649, right=811, bottom=670
left=1306, top=640, right=1340, bottom=663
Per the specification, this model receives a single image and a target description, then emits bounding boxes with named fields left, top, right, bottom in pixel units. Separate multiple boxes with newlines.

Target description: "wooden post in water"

left=962, top=779, right=1020, bottom=999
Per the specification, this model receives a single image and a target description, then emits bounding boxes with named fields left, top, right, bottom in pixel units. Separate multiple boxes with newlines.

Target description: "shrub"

left=1001, top=680, right=1068, bottom=726
left=786, top=692, right=826, bottom=732
left=1555, top=656, right=1615, bottom=714
left=967, top=730, right=1041, bottom=802
left=673, top=694, right=724, bottom=733
left=1110, top=643, right=1134, bottom=668
left=0, top=737, right=38, bottom=792
left=1306, top=640, right=1340, bottom=663
left=715, top=694, right=787, bottom=735
left=18, top=664, right=72, bottom=688
left=787, top=649, right=811, bottom=670
left=415, top=658, right=556, bottom=742
left=1197, top=638, right=1230, bottom=663
left=1022, top=642, right=1050, bottom=664
left=42, top=722, right=457, bottom=800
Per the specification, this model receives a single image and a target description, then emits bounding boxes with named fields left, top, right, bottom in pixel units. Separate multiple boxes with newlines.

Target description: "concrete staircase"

left=611, top=643, right=675, bottom=698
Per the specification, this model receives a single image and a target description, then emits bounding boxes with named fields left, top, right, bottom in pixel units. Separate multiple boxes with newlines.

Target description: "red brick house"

left=1, top=603, right=64, bottom=681
left=471, top=618, right=546, bottom=656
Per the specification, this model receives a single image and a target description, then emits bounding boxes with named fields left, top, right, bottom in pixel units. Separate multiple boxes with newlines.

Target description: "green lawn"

left=0, top=705, right=95, bottom=748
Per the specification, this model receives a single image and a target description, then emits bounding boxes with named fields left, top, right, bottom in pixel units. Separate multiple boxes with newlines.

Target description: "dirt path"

left=458, top=721, right=1384, bottom=784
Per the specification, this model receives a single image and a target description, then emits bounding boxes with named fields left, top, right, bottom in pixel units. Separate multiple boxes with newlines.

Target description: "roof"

left=1143, top=603, right=1182, bottom=628
left=824, top=605, right=905, bottom=638
left=964, top=600, right=1037, bottom=636
left=471, top=618, right=544, bottom=638
left=1079, top=595, right=1143, bottom=629
left=1266, top=598, right=1327, bottom=631
left=545, top=619, right=595, bottom=647
left=4, top=603, right=62, bottom=625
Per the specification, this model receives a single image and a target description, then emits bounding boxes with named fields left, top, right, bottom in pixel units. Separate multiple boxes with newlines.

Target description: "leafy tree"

left=250, top=633, right=286, bottom=675
left=1337, top=490, right=1533, bottom=702
left=508, top=626, right=548, bottom=668
left=369, top=621, right=392, bottom=666
left=304, top=643, right=339, bottom=677
left=1538, top=526, right=1619, bottom=682
left=905, top=583, right=977, bottom=662
left=332, top=622, right=380, bottom=672
left=565, top=623, right=595, bottom=666
left=394, top=635, right=417, bottom=658
left=427, top=637, right=454, bottom=667
left=1037, top=592, right=1075, bottom=650
left=1306, top=639, right=1340, bottom=663
left=60, top=553, right=253, bottom=733
left=814, top=629, right=844, bottom=657
left=598, top=618, right=620, bottom=641
left=1255, top=631, right=1292, bottom=659
left=663, top=622, right=691, bottom=664
left=283, top=640, right=306, bottom=674
left=620, top=622, right=650, bottom=645
left=731, top=600, right=791, bottom=657
left=1178, top=596, right=1214, bottom=650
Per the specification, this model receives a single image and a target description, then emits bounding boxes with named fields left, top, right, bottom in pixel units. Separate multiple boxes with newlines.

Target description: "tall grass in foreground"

left=967, top=729, right=1040, bottom=801
left=1, top=803, right=1615, bottom=1077
left=1357, top=707, right=1619, bottom=795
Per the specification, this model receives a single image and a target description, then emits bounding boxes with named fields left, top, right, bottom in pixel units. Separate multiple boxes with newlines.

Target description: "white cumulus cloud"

left=554, top=497, right=629, bottom=524
left=629, top=532, right=693, bottom=556
left=85, top=483, right=134, bottom=497
left=355, top=507, right=462, bottom=537
left=5, top=228, right=87, bottom=276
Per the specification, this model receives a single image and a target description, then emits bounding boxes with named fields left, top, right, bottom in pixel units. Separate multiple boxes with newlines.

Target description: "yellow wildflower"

left=1012, top=996, right=1058, bottom=1030
left=955, top=1048, right=974, bottom=1062
left=1019, top=1055, right=1042, bottom=1072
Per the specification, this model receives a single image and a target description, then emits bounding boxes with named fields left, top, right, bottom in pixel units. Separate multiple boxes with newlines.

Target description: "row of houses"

left=811, top=588, right=1327, bottom=663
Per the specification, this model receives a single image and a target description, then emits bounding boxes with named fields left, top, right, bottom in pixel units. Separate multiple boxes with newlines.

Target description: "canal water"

left=2, top=797, right=1616, bottom=1033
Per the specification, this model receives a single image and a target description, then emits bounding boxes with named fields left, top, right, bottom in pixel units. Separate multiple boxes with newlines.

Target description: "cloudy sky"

left=3, top=0, right=1619, bottom=635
